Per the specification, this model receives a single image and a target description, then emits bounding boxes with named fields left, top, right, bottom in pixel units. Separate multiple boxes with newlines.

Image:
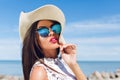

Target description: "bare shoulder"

left=30, top=66, right=48, bottom=80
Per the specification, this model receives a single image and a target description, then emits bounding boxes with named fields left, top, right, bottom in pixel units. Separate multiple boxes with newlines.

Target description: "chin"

left=50, top=43, right=59, bottom=49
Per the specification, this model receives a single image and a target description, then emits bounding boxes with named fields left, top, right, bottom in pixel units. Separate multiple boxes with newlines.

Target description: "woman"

left=19, top=4, right=86, bottom=80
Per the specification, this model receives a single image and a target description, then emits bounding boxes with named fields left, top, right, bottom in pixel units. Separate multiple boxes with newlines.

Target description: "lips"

left=50, top=37, right=58, bottom=43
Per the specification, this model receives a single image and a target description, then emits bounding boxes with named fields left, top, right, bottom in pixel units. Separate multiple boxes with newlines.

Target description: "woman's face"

left=36, top=20, right=60, bottom=54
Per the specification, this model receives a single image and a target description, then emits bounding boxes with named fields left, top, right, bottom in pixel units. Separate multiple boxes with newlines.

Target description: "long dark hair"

left=22, top=20, right=61, bottom=80
left=22, top=20, right=43, bottom=80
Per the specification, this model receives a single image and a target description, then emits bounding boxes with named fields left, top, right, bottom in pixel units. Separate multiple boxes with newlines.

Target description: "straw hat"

left=19, top=4, right=66, bottom=43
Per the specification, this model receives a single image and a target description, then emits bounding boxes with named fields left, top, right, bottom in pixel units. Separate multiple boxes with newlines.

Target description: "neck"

left=43, top=49, right=58, bottom=59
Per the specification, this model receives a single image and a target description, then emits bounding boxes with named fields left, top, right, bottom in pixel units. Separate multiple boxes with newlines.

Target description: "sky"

left=0, top=0, right=120, bottom=61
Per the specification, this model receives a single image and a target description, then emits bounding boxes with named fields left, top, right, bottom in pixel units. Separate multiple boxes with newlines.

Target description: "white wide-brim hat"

left=19, top=4, right=66, bottom=44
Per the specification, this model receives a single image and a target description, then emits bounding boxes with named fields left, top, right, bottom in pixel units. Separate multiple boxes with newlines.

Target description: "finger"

left=71, top=45, right=76, bottom=49
left=59, top=44, right=76, bottom=52
left=59, top=45, right=63, bottom=51
left=59, top=42, right=64, bottom=46
left=63, top=44, right=76, bottom=49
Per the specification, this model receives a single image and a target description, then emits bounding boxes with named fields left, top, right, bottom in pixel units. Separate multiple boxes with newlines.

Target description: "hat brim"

left=19, top=4, right=66, bottom=44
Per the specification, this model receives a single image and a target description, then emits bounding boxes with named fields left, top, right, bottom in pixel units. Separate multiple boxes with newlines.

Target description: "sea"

left=0, top=60, right=120, bottom=77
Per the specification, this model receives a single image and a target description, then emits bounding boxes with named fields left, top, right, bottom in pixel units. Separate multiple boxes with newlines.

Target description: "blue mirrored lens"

left=37, top=27, right=49, bottom=37
left=51, top=24, right=61, bottom=34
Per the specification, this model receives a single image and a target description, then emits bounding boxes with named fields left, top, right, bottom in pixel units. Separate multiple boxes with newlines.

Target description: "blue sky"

left=0, top=0, right=120, bottom=61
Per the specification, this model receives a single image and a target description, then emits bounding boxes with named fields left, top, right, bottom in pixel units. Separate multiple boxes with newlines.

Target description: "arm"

left=30, top=66, right=48, bottom=80
left=60, top=44, right=87, bottom=80
left=69, top=62, right=87, bottom=80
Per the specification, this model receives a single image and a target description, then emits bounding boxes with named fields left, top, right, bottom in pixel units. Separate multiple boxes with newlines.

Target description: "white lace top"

left=31, top=58, right=76, bottom=80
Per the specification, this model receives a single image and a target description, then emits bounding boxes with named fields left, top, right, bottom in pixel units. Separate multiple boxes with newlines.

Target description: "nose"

left=49, top=29, right=54, bottom=36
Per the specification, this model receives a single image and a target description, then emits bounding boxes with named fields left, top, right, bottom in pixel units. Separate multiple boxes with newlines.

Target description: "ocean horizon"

left=0, top=60, right=120, bottom=76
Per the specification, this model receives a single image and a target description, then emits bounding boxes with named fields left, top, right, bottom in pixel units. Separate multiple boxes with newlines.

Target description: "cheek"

left=38, top=36, right=49, bottom=49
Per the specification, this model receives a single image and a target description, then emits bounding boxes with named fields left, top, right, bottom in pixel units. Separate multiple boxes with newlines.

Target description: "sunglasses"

left=37, top=24, right=61, bottom=37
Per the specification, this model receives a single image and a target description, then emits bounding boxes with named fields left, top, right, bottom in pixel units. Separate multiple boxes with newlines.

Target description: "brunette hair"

left=22, top=20, right=61, bottom=80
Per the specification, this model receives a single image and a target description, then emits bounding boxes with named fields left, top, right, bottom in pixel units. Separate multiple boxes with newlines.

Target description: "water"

left=0, top=60, right=120, bottom=76
left=0, top=60, right=23, bottom=76
left=78, top=61, right=120, bottom=76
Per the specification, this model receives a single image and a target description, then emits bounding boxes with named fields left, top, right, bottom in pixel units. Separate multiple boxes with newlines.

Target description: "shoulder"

left=30, top=65, right=48, bottom=80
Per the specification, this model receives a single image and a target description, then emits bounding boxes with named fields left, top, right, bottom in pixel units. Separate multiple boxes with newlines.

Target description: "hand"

left=59, top=43, right=77, bottom=65
left=59, top=44, right=87, bottom=80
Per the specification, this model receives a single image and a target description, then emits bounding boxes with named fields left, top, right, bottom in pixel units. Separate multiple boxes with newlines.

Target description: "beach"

left=87, top=68, right=120, bottom=80
left=0, top=68, right=120, bottom=80
left=0, top=74, right=23, bottom=80
left=0, top=61, right=120, bottom=80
